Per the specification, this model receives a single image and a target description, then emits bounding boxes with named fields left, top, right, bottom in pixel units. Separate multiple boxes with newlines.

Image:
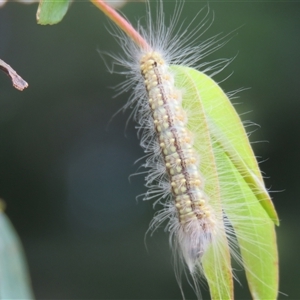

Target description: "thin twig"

left=0, top=59, right=28, bottom=91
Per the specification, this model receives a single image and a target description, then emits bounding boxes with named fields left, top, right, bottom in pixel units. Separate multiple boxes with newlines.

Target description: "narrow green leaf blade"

left=0, top=208, right=34, bottom=299
left=171, top=65, right=278, bottom=299
left=197, top=72, right=278, bottom=225
left=218, top=149, right=278, bottom=300
left=37, top=0, right=71, bottom=25
left=171, top=65, right=233, bottom=299
left=202, top=232, right=233, bottom=300
left=176, top=66, right=278, bottom=224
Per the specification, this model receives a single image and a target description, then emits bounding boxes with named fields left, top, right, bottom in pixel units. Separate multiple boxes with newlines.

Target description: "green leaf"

left=0, top=205, right=35, bottom=299
left=218, top=149, right=278, bottom=300
left=170, top=65, right=278, bottom=300
left=37, top=0, right=71, bottom=25
left=194, top=71, right=278, bottom=225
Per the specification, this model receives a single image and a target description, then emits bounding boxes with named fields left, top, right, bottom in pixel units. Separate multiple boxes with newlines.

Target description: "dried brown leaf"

left=0, top=59, right=28, bottom=91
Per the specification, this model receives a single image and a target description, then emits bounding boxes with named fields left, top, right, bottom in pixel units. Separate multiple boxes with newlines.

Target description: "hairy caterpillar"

left=93, top=0, right=279, bottom=299
left=140, top=50, right=216, bottom=271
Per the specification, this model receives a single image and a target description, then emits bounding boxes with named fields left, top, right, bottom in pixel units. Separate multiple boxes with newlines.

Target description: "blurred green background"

left=0, top=1, right=299, bottom=299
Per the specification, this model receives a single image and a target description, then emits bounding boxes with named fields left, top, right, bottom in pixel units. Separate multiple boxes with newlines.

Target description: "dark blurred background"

left=0, top=1, right=299, bottom=299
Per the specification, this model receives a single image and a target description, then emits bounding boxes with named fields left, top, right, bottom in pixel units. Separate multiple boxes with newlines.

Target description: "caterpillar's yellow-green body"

left=140, top=51, right=216, bottom=271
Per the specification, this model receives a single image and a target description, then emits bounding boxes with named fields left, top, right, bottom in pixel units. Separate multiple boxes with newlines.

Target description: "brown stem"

left=0, top=59, right=28, bottom=91
left=90, top=0, right=150, bottom=50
